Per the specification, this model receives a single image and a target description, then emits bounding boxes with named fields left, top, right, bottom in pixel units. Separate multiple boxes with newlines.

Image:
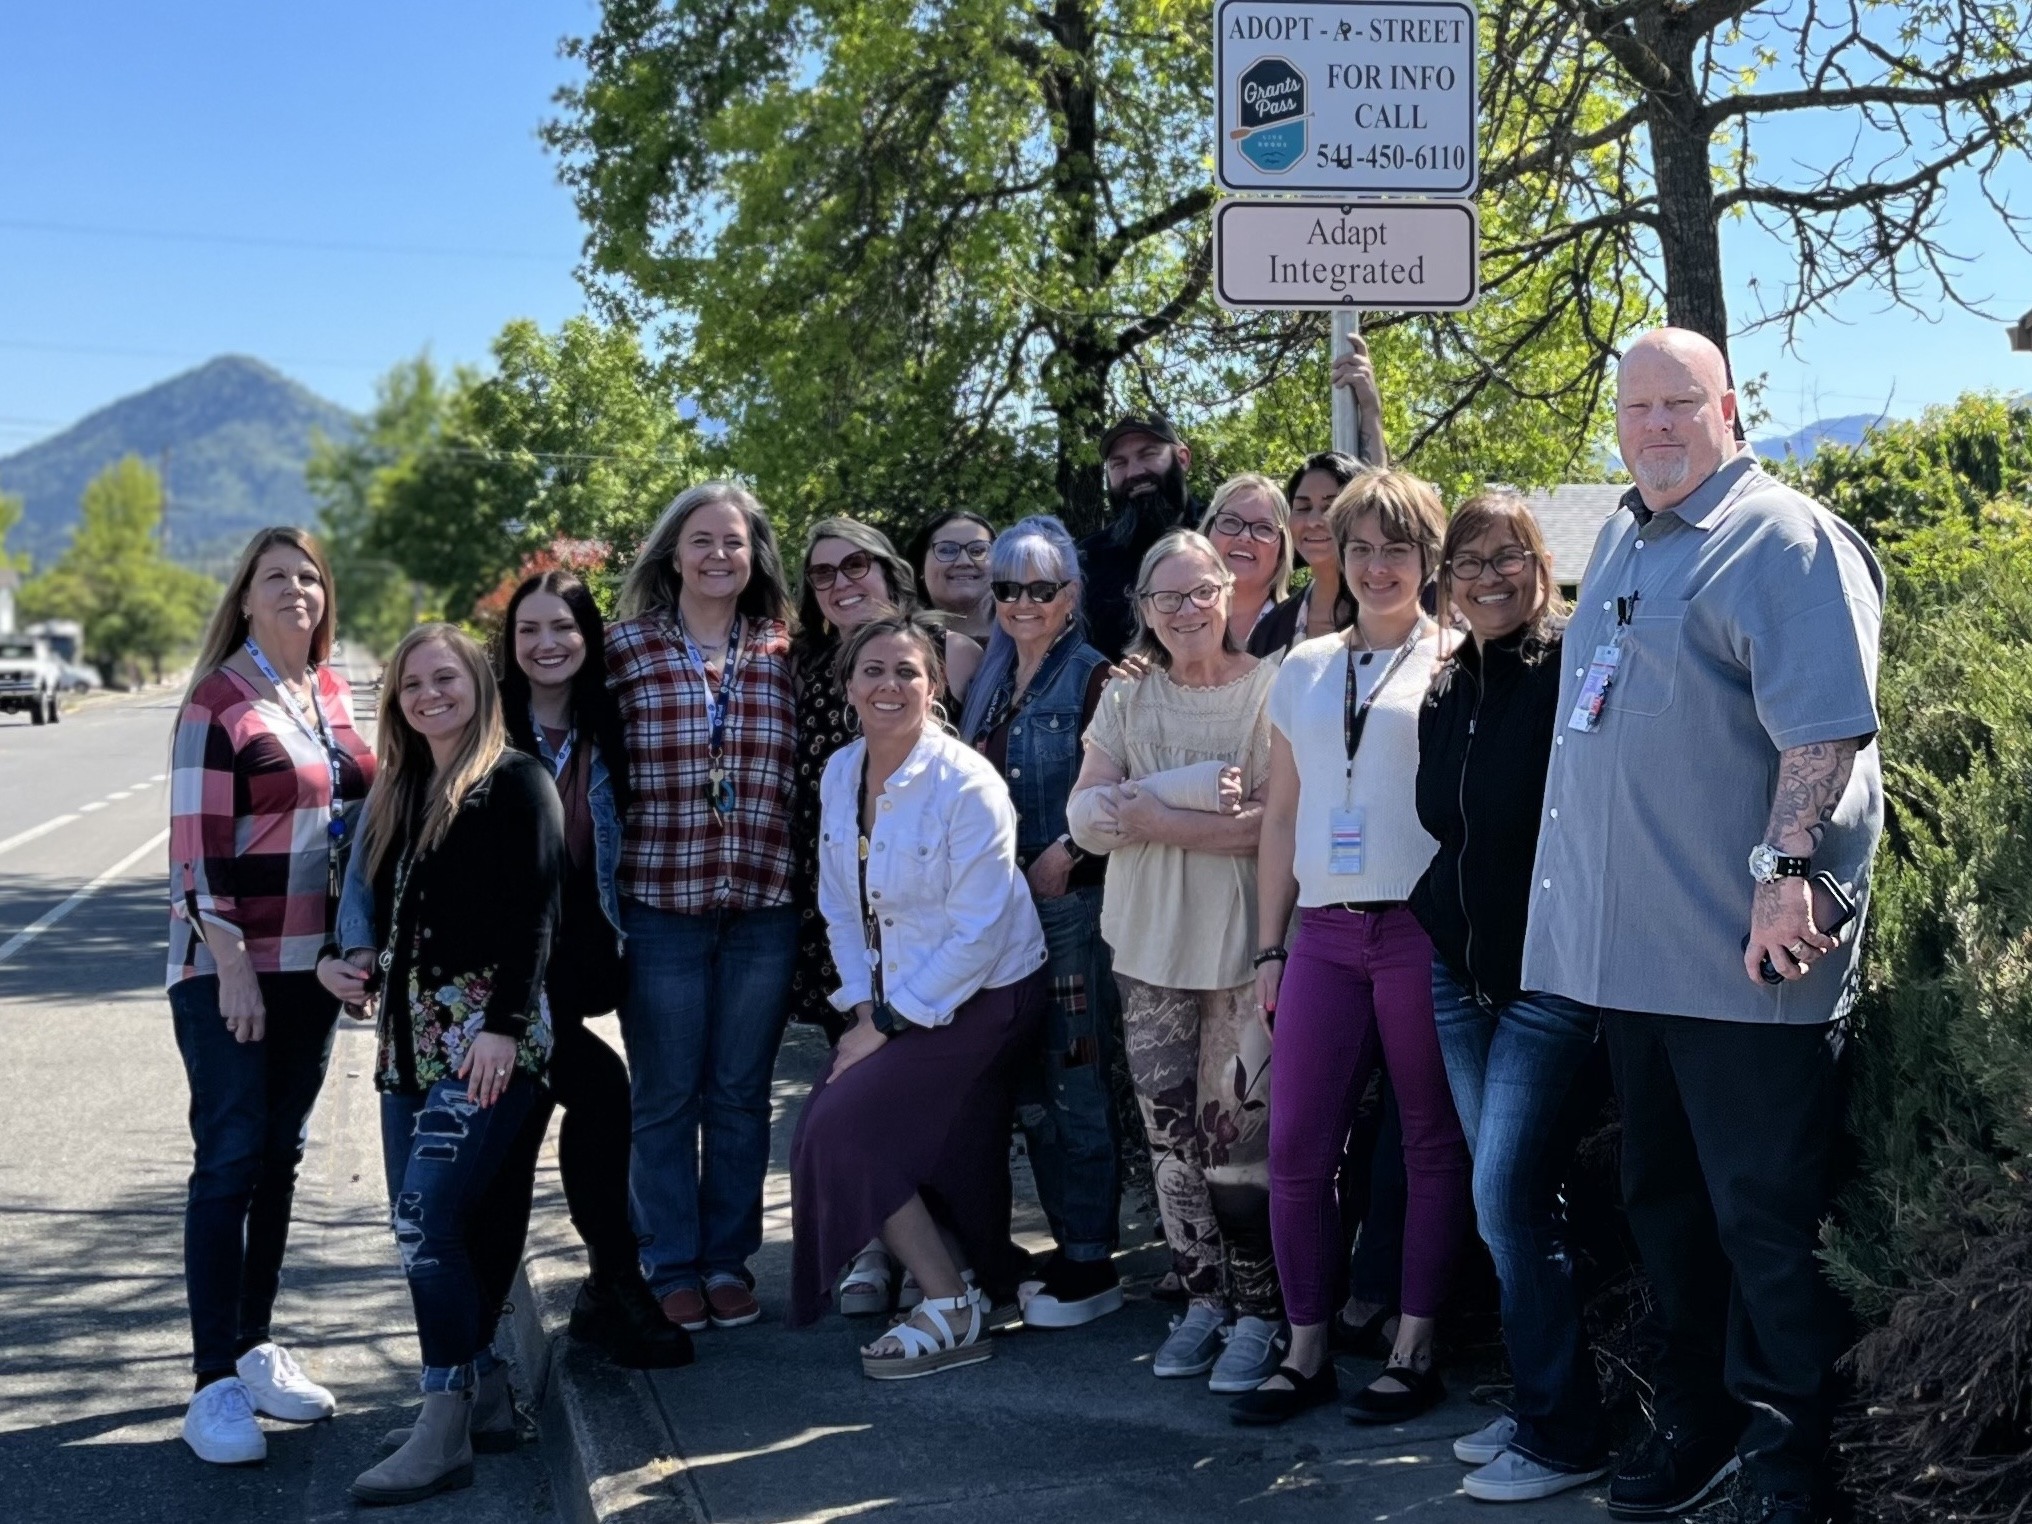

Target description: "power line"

left=0, top=337, right=387, bottom=371
left=0, top=217, right=577, bottom=264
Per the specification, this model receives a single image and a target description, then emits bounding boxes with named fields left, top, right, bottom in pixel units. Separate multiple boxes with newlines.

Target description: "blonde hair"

left=1126, top=529, right=1241, bottom=667
left=177, top=526, right=336, bottom=721
left=1201, top=473, right=1294, bottom=604
left=361, top=624, right=506, bottom=878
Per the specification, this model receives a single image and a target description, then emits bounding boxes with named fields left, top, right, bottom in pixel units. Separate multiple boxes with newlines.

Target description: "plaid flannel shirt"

left=167, top=665, right=374, bottom=986
left=606, top=612, right=797, bottom=913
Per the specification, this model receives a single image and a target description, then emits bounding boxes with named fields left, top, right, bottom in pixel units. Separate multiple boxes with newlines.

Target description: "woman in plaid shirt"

left=166, top=527, right=373, bottom=1466
left=605, top=482, right=801, bottom=1335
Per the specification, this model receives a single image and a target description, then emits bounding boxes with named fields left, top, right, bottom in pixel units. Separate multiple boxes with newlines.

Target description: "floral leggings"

left=1116, top=974, right=1281, bottom=1319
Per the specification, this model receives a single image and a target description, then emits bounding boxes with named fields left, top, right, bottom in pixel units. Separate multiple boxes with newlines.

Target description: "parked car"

left=0, top=633, right=63, bottom=725
left=58, top=662, right=101, bottom=694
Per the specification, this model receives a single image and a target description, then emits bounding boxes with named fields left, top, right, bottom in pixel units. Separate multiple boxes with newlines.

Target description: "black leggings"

left=464, top=1014, right=641, bottom=1318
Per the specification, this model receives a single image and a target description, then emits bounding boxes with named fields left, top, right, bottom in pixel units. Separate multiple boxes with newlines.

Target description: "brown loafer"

left=705, top=1279, right=761, bottom=1328
left=659, top=1287, right=709, bottom=1332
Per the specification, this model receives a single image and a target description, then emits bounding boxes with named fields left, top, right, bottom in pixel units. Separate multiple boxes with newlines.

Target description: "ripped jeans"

left=379, top=1077, right=540, bottom=1392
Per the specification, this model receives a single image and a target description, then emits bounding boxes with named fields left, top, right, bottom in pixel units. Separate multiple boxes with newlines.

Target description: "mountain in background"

left=1752, top=412, right=1886, bottom=464
left=0, top=356, right=357, bottom=571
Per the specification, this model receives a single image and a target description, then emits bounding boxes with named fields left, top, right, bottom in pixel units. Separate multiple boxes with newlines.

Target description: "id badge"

left=1327, top=806, right=1365, bottom=876
left=1566, top=643, right=1623, bottom=732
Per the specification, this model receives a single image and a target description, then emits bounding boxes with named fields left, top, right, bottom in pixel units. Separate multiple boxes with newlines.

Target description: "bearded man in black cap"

left=1077, top=416, right=1200, bottom=661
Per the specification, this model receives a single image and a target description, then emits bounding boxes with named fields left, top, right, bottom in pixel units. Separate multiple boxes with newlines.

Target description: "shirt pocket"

left=1020, top=709, right=1081, bottom=766
left=1617, top=597, right=1690, bottom=717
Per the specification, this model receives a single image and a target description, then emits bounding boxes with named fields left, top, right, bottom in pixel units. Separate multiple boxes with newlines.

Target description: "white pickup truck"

left=0, top=631, right=63, bottom=725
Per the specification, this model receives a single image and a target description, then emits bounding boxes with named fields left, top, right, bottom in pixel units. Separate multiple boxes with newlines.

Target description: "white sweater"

left=1268, top=630, right=1441, bottom=906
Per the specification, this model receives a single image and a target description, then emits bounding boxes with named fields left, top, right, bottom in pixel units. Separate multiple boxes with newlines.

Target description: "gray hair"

left=988, top=514, right=1082, bottom=591
left=1126, top=529, right=1241, bottom=667
left=615, top=480, right=795, bottom=625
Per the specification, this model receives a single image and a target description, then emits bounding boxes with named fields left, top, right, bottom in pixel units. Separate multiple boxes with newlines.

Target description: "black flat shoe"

left=1230, top=1362, right=1340, bottom=1426
left=1343, top=1362, right=1446, bottom=1424
left=1329, top=1305, right=1396, bottom=1360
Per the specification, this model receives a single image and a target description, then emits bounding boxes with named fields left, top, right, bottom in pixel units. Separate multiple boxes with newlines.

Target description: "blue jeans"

left=380, top=1078, right=540, bottom=1391
left=170, top=971, right=340, bottom=1377
left=1432, top=961, right=1607, bottom=1470
left=617, top=899, right=798, bottom=1297
left=1016, top=886, right=1120, bottom=1261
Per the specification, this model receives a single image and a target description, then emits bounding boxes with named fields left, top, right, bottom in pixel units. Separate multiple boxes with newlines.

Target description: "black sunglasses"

left=992, top=579, right=1070, bottom=605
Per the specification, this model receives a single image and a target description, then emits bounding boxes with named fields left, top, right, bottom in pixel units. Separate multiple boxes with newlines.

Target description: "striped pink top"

left=167, top=664, right=375, bottom=986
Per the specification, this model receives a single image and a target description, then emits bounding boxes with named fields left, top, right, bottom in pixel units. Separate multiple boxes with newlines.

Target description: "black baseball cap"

left=1099, top=414, right=1183, bottom=457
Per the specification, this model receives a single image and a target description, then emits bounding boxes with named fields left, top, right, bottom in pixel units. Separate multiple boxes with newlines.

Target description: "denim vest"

left=999, top=636, right=1108, bottom=865
left=531, top=727, right=625, bottom=940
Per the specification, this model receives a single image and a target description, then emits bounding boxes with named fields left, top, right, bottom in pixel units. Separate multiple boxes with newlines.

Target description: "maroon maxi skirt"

left=788, top=971, right=1049, bottom=1327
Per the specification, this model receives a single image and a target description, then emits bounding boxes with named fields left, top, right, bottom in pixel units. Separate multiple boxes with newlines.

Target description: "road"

left=0, top=678, right=554, bottom=1524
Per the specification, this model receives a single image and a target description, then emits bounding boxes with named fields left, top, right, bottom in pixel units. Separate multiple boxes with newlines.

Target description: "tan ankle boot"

left=379, top=1364, right=516, bottom=1453
left=351, top=1389, right=474, bottom=1504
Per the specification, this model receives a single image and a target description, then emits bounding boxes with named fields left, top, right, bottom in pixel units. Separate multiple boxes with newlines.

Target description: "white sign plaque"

left=1213, top=199, right=1479, bottom=311
left=1215, top=0, right=1478, bottom=196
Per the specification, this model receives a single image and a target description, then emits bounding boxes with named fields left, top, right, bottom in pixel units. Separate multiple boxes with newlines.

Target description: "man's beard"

left=1630, top=450, right=1690, bottom=497
left=1106, top=457, right=1189, bottom=546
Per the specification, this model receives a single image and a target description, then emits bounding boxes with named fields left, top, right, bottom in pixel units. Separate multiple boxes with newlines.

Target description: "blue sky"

left=1, top=1, right=2029, bottom=457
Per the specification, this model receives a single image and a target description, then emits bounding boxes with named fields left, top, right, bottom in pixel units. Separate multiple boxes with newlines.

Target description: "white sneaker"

left=1462, top=1448, right=1611, bottom=1502
left=236, top=1341, right=336, bottom=1422
left=183, top=1377, right=267, bottom=1465
left=1207, top=1315, right=1288, bottom=1394
left=1455, top=1413, right=1519, bottom=1465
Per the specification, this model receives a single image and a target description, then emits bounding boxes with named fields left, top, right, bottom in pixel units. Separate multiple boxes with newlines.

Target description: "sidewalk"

left=519, top=1022, right=1606, bottom=1524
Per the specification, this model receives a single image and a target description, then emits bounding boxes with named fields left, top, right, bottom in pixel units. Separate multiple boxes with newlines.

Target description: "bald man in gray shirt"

left=1521, top=329, right=1883, bottom=1524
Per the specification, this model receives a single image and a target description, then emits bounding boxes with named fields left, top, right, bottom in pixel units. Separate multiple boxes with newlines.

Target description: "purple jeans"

left=1269, top=905, right=1470, bottom=1325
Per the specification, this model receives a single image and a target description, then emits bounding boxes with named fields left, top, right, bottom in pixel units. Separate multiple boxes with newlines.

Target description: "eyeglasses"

left=807, top=551, right=876, bottom=590
left=1138, top=581, right=1224, bottom=614
left=1210, top=512, right=1282, bottom=545
left=931, top=540, right=991, bottom=564
left=992, top=579, right=1069, bottom=605
left=1343, top=541, right=1422, bottom=568
left=1447, top=547, right=1536, bottom=580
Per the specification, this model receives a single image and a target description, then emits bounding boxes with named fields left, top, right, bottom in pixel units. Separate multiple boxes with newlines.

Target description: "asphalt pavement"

left=0, top=678, right=553, bottom=1524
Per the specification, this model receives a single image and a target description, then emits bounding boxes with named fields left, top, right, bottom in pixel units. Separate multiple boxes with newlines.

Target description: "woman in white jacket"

left=787, top=613, right=1049, bottom=1377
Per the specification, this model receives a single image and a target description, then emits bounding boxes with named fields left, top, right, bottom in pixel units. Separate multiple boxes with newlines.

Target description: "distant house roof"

left=1516, top=484, right=1627, bottom=588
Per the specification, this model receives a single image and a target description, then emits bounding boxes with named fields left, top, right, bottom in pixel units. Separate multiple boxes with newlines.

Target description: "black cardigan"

left=1408, top=626, right=1565, bottom=1005
left=373, top=750, right=565, bottom=1089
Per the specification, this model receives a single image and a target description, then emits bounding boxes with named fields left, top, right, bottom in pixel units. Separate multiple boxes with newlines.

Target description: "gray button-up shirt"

left=1521, top=454, right=1885, bottom=1024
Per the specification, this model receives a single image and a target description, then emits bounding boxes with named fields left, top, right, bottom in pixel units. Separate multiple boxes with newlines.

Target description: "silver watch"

left=1748, top=843, right=1811, bottom=884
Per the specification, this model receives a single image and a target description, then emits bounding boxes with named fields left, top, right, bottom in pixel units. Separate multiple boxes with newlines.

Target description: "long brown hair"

left=360, top=624, right=506, bottom=878
left=794, top=516, right=918, bottom=654
left=177, top=526, right=336, bottom=719
left=1436, top=489, right=1569, bottom=670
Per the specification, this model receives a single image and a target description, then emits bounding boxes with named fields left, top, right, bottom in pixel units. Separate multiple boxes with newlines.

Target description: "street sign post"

left=1214, top=198, right=1479, bottom=312
left=1215, top=0, right=1478, bottom=196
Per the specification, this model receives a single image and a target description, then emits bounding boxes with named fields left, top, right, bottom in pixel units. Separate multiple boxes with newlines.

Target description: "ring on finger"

left=1788, top=941, right=1809, bottom=960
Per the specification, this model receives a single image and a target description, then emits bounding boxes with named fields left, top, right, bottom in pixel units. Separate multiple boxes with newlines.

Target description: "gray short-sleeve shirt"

left=1520, top=454, right=1885, bottom=1024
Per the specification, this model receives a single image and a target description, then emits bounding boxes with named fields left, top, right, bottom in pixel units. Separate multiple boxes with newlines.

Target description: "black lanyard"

left=855, top=751, right=885, bottom=1005
left=1342, top=622, right=1426, bottom=784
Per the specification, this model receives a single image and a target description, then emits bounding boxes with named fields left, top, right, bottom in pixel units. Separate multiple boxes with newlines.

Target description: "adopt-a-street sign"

left=1215, top=0, right=1477, bottom=197
left=1213, top=198, right=1479, bottom=311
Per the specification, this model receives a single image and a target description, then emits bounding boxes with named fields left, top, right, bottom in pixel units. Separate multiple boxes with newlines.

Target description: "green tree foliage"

left=17, top=457, right=217, bottom=683
left=544, top=0, right=1647, bottom=538
left=326, top=318, right=697, bottom=621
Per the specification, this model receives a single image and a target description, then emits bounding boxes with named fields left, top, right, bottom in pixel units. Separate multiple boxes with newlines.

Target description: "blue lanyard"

left=677, top=615, right=742, bottom=778
left=245, top=638, right=348, bottom=842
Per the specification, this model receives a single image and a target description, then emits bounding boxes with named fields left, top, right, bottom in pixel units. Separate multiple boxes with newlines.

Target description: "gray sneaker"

left=1207, top=1315, right=1288, bottom=1394
left=1463, top=1449, right=1611, bottom=1503
left=1152, top=1305, right=1228, bottom=1378
left=1454, top=1413, right=1519, bottom=1465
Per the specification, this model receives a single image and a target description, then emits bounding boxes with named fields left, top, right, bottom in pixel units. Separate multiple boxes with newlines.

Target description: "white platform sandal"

left=860, top=1286, right=994, bottom=1380
left=838, top=1242, right=895, bottom=1318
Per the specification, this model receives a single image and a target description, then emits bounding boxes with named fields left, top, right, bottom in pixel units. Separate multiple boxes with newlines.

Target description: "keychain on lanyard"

left=678, top=614, right=742, bottom=823
left=245, top=638, right=349, bottom=893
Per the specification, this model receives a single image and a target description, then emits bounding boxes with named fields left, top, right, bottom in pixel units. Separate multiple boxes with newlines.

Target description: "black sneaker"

left=570, top=1274, right=697, bottom=1370
left=1607, top=1428, right=1740, bottom=1520
left=1020, top=1252, right=1125, bottom=1329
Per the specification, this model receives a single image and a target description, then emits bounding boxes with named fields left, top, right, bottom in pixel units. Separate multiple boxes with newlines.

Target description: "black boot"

left=570, top=1272, right=696, bottom=1370
left=1607, top=1427, right=1740, bottom=1520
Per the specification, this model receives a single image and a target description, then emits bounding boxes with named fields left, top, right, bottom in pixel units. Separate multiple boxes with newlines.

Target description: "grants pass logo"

left=1235, top=56, right=1308, bottom=174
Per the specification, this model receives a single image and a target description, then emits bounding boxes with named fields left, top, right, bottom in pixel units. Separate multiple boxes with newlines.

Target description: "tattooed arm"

left=1745, top=738, right=1862, bottom=984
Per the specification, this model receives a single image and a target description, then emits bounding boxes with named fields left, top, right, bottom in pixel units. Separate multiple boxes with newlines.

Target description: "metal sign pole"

left=1331, top=308, right=1362, bottom=459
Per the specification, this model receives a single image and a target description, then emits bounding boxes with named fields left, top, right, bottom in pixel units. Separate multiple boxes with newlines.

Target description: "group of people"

left=163, top=326, right=1883, bottom=1524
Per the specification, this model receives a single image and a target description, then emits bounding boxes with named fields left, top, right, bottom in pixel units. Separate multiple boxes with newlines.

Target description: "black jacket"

left=1076, top=498, right=1199, bottom=662
left=1409, top=626, right=1565, bottom=1004
left=372, top=749, right=565, bottom=1092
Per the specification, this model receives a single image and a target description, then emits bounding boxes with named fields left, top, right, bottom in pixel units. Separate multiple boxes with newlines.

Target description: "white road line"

left=78, top=801, right=107, bottom=813
left=149, top=773, right=166, bottom=783
left=0, top=815, right=81, bottom=859
left=0, top=828, right=170, bottom=967
left=105, top=790, right=133, bottom=801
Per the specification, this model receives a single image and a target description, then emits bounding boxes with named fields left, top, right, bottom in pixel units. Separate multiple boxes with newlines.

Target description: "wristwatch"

left=1747, top=843, right=1812, bottom=884
left=870, top=1000, right=913, bottom=1036
left=1056, top=832, right=1087, bottom=866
